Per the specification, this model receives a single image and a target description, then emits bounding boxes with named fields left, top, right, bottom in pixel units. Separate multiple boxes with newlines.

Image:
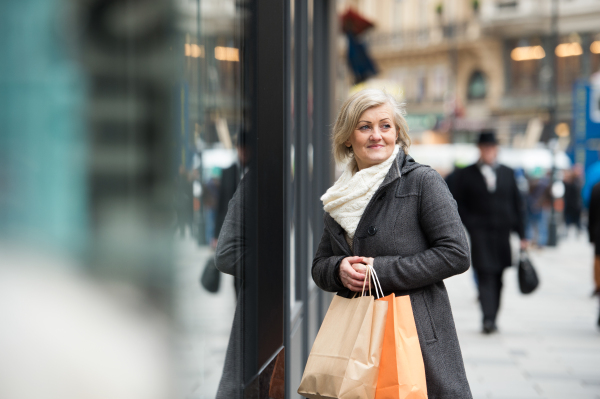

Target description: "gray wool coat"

left=313, top=149, right=473, bottom=399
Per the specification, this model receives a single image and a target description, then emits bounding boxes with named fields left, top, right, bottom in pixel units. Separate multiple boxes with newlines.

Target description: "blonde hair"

left=332, top=89, right=410, bottom=165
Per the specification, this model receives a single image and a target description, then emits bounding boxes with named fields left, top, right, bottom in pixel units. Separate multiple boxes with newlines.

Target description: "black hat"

left=477, top=130, right=498, bottom=145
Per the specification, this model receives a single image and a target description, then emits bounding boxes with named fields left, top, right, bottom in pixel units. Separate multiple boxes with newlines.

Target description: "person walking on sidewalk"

left=312, top=89, right=473, bottom=398
left=452, top=131, right=527, bottom=334
left=563, top=165, right=583, bottom=235
left=588, top=181, right=600, bottom=326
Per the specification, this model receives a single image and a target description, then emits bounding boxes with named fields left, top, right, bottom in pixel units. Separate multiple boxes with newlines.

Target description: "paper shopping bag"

left=375, top=294, right=427, bottom=399
left=298, top=265, right=388, bottom=399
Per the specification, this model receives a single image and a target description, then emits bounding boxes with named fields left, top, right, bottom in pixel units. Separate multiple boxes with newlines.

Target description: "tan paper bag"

left=298, top=266, right=388, bottom=399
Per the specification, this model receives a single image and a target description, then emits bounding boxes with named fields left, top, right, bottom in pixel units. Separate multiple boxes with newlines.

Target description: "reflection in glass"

left=174, top=0, right=245, bottom=398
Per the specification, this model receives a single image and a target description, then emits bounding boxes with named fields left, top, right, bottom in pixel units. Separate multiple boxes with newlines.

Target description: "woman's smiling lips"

left=367, top=144, right=384, bottom=149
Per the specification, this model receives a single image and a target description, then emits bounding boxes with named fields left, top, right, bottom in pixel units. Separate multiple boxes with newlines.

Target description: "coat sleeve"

left=373, top=169, right=471, bottom=292
left=214, top=174, right=246, bottom=277
left=311, top=217, right=347, bottom=293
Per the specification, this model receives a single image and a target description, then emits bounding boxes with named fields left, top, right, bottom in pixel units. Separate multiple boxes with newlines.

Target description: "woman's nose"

left=370, top=128, right=382, bottom=140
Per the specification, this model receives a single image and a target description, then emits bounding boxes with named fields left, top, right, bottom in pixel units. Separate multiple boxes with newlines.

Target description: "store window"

left=1, top=1, right=332, bottom=398
left=174, top=1, right=248, bottom=398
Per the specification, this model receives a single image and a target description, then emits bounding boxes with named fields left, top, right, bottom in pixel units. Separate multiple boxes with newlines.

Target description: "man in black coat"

left=452, top=131, right=527, bottom=334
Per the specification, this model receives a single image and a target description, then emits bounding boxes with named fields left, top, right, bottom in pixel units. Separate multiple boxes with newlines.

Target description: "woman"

left=313, top=89, right=473, bottom=398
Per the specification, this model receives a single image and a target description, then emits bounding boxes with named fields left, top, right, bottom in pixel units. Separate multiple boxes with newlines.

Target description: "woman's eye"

left=359, top=125, right=371, bottom=131
left=381, top=124, right=391, bottom=129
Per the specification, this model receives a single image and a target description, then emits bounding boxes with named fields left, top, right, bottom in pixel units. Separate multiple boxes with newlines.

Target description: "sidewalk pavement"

left=174, top=235, right=237, bottom=399
left=446, top=233, right=600, bottom=399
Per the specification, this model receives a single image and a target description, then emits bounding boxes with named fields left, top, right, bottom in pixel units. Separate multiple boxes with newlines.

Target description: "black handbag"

left=518, top=251, right=539, bottom=294
left=200, top=256, right=221, bottom=293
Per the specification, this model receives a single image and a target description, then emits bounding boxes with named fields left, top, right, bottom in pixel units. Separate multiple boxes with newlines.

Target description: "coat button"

left=368, top=226, right=378, bottom=236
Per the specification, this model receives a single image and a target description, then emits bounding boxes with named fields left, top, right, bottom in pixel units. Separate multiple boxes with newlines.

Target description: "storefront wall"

left=0, top=0, right=336, bottom=398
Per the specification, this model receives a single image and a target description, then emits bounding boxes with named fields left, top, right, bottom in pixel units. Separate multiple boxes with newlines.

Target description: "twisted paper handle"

left=361, top=263, right=384, bottom=299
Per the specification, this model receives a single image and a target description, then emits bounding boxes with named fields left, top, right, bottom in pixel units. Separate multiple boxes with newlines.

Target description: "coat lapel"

left=323, top=213, right=353, bottom=256
left=469, top=164, right=492, bottom=197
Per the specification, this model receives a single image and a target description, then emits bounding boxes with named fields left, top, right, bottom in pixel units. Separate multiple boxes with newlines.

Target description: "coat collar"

left=322, top=148, right=425, bottom=254
left=380, top=147, right=423, bottom=186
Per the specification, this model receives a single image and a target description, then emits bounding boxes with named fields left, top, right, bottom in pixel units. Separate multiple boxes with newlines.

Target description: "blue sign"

left=571, top=81, right=600, bottom=170
left=572, top=80, right=600, bottom=206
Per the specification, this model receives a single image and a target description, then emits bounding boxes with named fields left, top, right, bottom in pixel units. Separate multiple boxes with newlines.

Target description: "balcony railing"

left=365, top=22, right=480, bottom=52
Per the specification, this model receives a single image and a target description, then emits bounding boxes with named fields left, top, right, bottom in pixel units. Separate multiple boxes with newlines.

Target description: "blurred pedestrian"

left=453, top=130, right=527, bottom=334
left=214, top=130, right=249, bottom=250
left=201, top=168, right=220, bottom=246
left=563, top=166, right=583, bottom=235
left=444, top=164, right=460, bottom=194
left=588, top=182, right=600, bottom=327
left=526, top=169, right=552, bottom=247
left=175, top=165, right=194, bottom=237
left=582, top=160, right=600, bottom=208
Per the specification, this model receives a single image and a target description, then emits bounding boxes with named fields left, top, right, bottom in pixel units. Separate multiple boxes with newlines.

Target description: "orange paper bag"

left=375, top=294, right=427, bottom=399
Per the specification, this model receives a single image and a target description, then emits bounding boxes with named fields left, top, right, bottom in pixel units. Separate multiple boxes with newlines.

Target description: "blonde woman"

left=313, top=89, right=472, bottom=398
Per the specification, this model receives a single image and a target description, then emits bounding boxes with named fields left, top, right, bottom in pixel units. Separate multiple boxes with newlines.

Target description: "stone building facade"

left=338, top=0, right=600, bottom=146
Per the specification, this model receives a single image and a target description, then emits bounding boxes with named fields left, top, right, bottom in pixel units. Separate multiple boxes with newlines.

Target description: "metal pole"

left=547, top=0, right=559, bottom=246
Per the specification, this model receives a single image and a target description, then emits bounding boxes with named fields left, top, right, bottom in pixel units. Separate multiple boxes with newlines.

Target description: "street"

left=446, top=233, right=600, bottom=399
left=175, top=231, right=600, bottom=399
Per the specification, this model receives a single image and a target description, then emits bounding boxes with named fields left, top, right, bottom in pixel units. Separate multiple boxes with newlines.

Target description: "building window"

left=510, top=58, right=541, bottom=93
left=556, top=39, right=582, bottom=91
left=467, top=70, right=487, bottom=100
left=557, top=54, right=581, bottom=91
left=590, top=40, right=600, bottom=74
left=508, top=39, right=543, bottom=94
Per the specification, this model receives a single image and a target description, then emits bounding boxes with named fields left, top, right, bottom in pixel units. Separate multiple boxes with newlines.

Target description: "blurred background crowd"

left=1, top=0, right=600, bottom=398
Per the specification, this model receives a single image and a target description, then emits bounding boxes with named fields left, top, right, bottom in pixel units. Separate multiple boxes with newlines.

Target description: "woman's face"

left=346, top=104, right=397, bottom=170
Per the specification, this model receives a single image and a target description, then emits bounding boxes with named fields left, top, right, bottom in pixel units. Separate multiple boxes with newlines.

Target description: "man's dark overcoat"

left=451, top=164, right=525, bottom=274
left=312, top=150, right=473, bottom=399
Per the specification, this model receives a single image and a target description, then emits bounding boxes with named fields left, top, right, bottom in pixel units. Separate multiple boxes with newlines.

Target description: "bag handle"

left=360, top=263, right=384, bottom=299
left=371, top=265, right=383, bottom=298
left=361, top=264, right=371, bottom=297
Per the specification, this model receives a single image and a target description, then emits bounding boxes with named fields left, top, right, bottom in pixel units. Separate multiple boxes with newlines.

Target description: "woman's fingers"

left=342, top=273, right=370, bottom=290
left=340, top=256, right=375, bottom=291
left=346, top=256, right=364, bottom=264
left=340, top=262, right=365, bottom=280
left=352, top=262, right=367, bottom=273
left=347, top=279, right=370, bottom=291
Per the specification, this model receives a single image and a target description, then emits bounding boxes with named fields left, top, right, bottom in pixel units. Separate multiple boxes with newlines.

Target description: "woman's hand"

left=339, top=256, right=369, bottom=292
left=362, top=257, right=374, bottom=267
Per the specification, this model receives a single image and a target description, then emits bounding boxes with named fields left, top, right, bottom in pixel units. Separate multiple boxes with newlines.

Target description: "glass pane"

left=174, top=1, right=246, bottom=398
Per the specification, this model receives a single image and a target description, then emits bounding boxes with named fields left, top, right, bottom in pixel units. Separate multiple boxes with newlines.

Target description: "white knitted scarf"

left=321, top=145, right=399, bottom=244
